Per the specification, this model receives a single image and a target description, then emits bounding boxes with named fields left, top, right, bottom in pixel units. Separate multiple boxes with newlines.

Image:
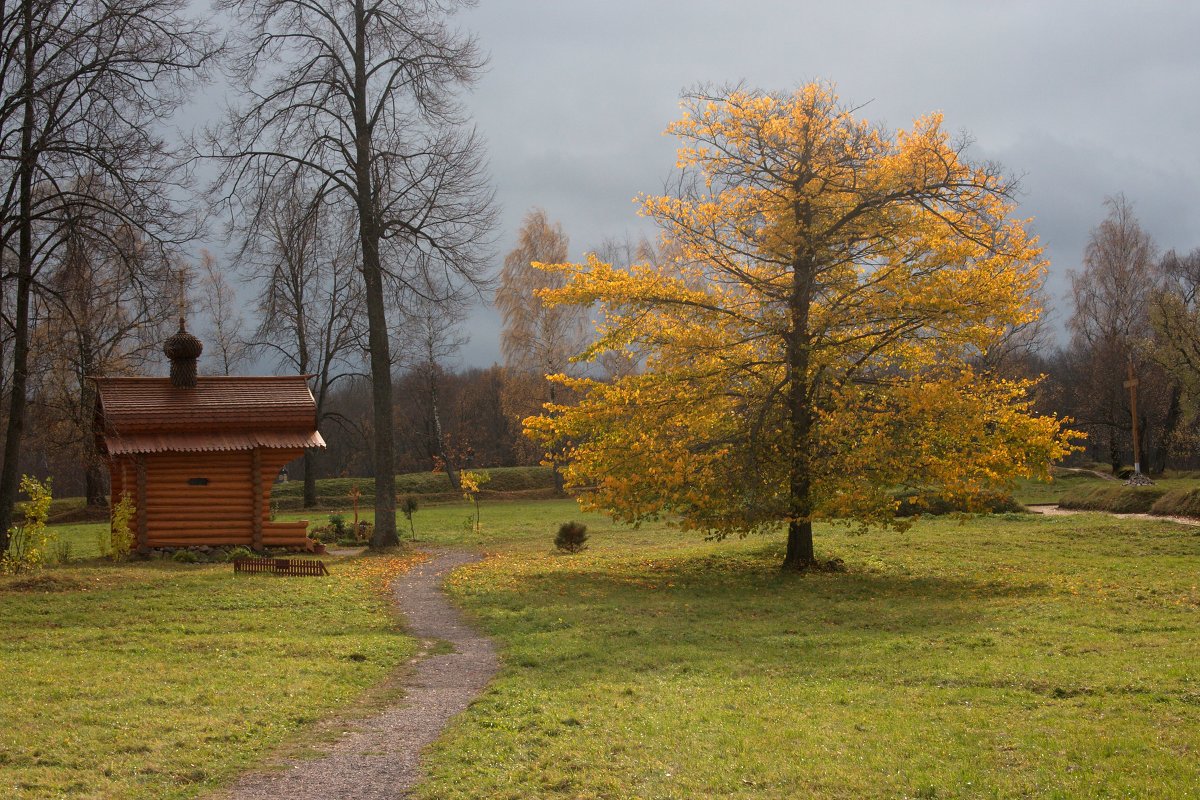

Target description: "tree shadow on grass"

left=475, top=545, right=1058, bottom=688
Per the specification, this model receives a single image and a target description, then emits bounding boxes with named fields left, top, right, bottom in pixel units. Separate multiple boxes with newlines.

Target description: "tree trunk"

left=0, top=5, right=37, bottom=552
left=548, top=380, right=564, bottom=495
left=782, top=247, right=816, bottom=571
left=361, top=244, right=397, bottom=546
left=303, top=448, right=317, bottom=508
left=84, top=464, right=107, bottom=507
left=351, top=0, right=396, bottom=547
left=429, top=366, right=461, bottom=492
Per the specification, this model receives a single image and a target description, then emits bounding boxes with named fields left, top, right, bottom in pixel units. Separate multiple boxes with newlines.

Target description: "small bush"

left=227, top=546, right=254, bottom=561
left=171, top=550, right=201, bottom=564
left=894, top=490, right=1023, bottom=517
left=328, top=513, right=347, bottom=537
left=400, top=495, right=418, bottom=538
left=50, top=536, right=73, bottom=564
left=555, top=521, right=589, bottom=553
left=1, top=476, right=54, bottom=575
left=108, top=493, right=135, bottom=561
left=309, top=525, right=340, bottom=544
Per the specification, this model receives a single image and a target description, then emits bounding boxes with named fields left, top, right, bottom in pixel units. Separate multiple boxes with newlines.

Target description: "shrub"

left=1, top=476, right=54, bottom=575
left=50, top=536, right=73, bottom=564
left=893, top=490, right=1023, bottom=517
left=309, top=525, right=340, bottom=544
left=108, top=493, right=135, bottom=561
left=555, top=521, right=589, bottom=553
left=171, top=550, right=201, bottom=564
left=400, top=495, right=418, bottom=539
left=227, top=546, right=254, bottom=561
left=328, top=513, right=347, bottom=537
left=461, top=470, right=490, bottom=534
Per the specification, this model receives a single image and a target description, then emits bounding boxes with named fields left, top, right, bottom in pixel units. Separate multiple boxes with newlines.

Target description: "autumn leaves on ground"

left=5, top=496, right=1200, bottom=799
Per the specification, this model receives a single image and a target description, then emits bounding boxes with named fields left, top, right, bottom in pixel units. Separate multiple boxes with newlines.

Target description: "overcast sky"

left=428, top=1, right=1200, bottom=365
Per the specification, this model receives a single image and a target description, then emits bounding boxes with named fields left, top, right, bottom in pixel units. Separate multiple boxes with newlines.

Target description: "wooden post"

left=251, top=448, right=263, bottom=551
left=1124, top=362, right=1141, bottom=476
left=135, top=456, right=148, bottom=555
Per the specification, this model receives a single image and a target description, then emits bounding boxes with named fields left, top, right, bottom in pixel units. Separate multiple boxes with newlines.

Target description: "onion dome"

left=164, top=318, right=203, bottom=388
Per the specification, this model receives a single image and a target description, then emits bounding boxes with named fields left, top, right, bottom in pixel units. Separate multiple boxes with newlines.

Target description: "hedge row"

left=893, top=490, right=1024, bottom=517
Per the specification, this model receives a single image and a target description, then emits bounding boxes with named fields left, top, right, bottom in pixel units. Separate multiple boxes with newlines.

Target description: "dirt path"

left=217, top=549, right=497, bottom=800
left=1032, top=504, right=1200, bottom=527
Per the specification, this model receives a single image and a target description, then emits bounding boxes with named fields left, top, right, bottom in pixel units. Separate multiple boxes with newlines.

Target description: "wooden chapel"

left=92, top=321, right=325, bottom=553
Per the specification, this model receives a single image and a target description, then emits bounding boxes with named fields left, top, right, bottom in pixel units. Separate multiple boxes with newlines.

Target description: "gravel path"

left=216, top=549, right=497, bottom=800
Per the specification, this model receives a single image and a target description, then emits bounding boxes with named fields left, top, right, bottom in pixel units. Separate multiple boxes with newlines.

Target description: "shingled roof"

left=93, top=375, right=326, bottom=456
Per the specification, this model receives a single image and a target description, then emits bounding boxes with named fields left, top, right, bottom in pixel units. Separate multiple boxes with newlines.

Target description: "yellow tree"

left=527, top=84, right=1078, bottom=570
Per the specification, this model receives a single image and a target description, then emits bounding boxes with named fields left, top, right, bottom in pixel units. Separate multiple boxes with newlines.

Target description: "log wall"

left=107, top=448, right=308, bottom=550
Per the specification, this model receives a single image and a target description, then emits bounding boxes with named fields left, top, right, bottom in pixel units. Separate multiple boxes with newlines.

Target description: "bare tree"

left=213, top=0, right=496, bottom=547
left=495, top=208, right=587, bottom=492
left=1068, top=195, right=1158, bottom=472
left=1148, top=248, right=1200, bottom=463
left=244, top=176, right=364, bottom=507
left=27, top=187, right=175, bottom=505
left=195, top=251, right=251, bottom=376
left=395, top=287, right=468, bottom=491
left=0, top=0, right=219, bottom=550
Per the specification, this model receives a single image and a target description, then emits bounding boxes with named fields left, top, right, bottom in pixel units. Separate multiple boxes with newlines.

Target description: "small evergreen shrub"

left=555, top=521, right=589, bottom=553
left=227, top=546, right=254, bottom=561
left=401, top=496, right=419, bottom=538
left=171, top=550, right=200, bottom=564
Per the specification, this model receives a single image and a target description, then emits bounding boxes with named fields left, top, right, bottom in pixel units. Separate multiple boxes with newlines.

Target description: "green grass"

left=1058, top=484, right=1169, bottom=513
left=0, top=552, right=422, bottom=799
left=271, top=466, right=556, bottom=509
left=398, top=502, right=1200, bottom=799
left=17, top=494, right=1200, bottom=798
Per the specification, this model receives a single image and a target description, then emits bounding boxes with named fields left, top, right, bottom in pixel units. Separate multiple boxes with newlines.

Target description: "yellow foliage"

left=526, top=83, right=1080, bottom=552
left=1, top=476, right=54, bottom=575
left=108, top=493, right=136, bottom=561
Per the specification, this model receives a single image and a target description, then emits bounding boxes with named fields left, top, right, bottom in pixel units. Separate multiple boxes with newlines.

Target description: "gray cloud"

left=201, top=1, right=1200, bottom=366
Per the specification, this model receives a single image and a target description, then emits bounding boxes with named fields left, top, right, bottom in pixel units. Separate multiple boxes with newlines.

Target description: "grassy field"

left=401, top=500, right=1199, bottom=799
left=0, top=552, right=424, bottom=800
left=12, top=488, right=1200, bottom=798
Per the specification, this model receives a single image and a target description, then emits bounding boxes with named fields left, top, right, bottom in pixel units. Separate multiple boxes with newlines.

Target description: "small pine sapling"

left=555, top=521, right=588, bottom=553
left=400, top=495, right=419, bottom=539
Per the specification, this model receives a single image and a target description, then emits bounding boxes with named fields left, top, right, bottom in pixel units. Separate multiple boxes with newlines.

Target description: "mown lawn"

left=0, top=552, right=424, bottom=800
left=16, top=496, right=1200, bottom=798
left=402, top=501, right=1200, bottom=799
